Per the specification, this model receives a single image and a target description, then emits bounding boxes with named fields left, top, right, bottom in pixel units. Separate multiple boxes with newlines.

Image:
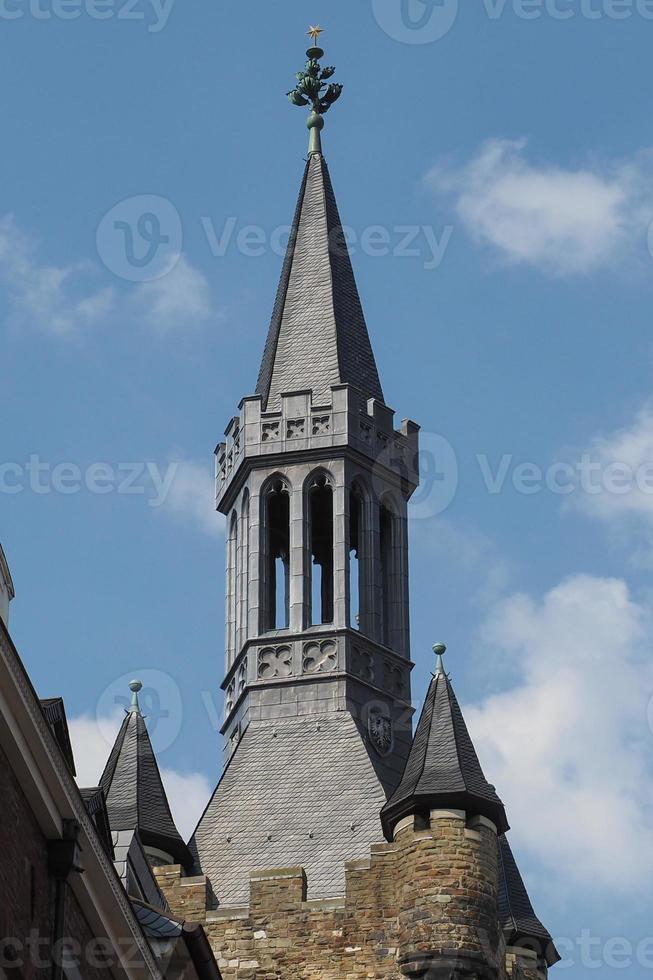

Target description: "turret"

left=382, top=645, right=508, bottom=979
left=100, top=680, right=192, bottom=871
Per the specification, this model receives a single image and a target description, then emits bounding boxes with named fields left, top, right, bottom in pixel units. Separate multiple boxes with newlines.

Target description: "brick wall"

left=156, top=812, right=548, bottom=980
left=0, top=741, right=55, bottom=977
left=0, top=743, right=119, bottom=978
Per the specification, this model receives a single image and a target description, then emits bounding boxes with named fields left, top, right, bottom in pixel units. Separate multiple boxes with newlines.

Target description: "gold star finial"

left=307, top=24, right=324, bottom=45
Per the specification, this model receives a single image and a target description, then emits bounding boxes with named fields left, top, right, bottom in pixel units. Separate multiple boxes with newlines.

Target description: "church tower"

left=192, top=35, right=421, bottom=906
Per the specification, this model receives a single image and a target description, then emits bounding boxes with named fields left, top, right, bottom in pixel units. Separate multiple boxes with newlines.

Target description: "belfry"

left=191, top=34, right=420, bottom=906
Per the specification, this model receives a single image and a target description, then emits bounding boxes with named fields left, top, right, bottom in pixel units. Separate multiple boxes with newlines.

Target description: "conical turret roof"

left=498, top=835, right=560, bottom=967
left=256, top=151, right=384, bottom=411
left=381, top=650, right=509, bottom=840
left=99, top=682, right=192, bottom=870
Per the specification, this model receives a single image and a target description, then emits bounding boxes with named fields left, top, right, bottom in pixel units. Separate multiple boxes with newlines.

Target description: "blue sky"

left=2, top=0, right=653, bottom=974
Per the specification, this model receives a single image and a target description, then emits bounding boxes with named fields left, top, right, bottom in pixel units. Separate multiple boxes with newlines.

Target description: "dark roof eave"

left=381, top=790, right=509, bottom=842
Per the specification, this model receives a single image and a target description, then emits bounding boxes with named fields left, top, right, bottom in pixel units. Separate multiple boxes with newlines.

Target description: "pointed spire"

left=256, top=32, right=384, bottom=411
left=381, top=644, right=509, bottom=841
left=100, top=681, right=192, bottom=870
left=498, top=835, right=560, bottom=966
left=256, top=151, right=384, bottom=412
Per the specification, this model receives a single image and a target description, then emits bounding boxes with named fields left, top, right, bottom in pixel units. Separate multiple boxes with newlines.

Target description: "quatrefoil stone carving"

left=303, top=639, right=338, bottom=674
left=258, top=646, right=293, bottom=680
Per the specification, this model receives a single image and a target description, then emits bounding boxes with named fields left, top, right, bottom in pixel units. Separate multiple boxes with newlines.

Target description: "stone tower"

left=191, top=38, right=420, bottom=906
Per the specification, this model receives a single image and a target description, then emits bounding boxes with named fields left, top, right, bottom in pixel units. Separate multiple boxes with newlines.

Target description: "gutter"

left=182, top=923, right=223, bottom=980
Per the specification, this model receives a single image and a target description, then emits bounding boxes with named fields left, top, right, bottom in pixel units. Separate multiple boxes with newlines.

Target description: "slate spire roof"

left=99, top=681, right=192, bottom=870
left=255, top=150, right=384, bottom=411
left=498, top=834, right=560, bottom=967
left=381, top=646, right=509, bottom=840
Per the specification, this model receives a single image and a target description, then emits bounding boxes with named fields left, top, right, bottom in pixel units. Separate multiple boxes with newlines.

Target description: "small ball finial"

left=433, top=643, right=447, bottom=676
left=127, top=679, right=143, bottom=714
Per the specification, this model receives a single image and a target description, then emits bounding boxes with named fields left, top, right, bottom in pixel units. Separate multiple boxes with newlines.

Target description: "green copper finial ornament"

left=128, top=678, right=143, bottom=714
left=433, top=643, right=447, bottom=676
left=287, top=26, right=343, bottom=155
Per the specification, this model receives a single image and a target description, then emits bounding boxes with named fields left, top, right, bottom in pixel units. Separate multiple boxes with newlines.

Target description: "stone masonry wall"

left=156, top=811, right=548, bottom=980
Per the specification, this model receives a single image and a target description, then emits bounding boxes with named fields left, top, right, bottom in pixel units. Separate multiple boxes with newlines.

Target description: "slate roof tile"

left=256, top=153, right=384, bottom=410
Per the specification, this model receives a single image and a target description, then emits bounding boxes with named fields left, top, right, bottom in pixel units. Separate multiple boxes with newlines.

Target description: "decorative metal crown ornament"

left=287, top=27, right=343, bottom=153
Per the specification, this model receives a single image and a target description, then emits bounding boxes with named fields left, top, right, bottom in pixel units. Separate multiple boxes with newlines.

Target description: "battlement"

left=215, top=385, right=420, bottom=513
left=155, top=811, right=553, bottom=980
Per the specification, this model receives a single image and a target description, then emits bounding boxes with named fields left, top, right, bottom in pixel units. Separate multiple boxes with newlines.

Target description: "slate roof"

left=256, top=152, right=384, bottom=411
left=79, top=787, right=114, bottom=859
left=381, top=666, right=509, bottom=840
left=0, top=543, right=14, bottom=600
left=40, top=697, right=76, bottom=776
left=100, top=708, right=192, bottom=870
left=191, top=713, right=388, bottom=906
left=498, top=835, right=560, bottom=966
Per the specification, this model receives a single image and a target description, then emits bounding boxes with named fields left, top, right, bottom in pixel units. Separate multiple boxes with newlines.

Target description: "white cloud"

left=133, top=256, right=213, bottom=331
left=465, top=574, right=653, bottom=893
left=428, top=139, right=653, bottom=276
left=155, top=459, right=224, bottom=537
left=563, top=401, right=653, bottom=564
left=0, top=214, right=114, bottom=335
left=159, top=769, right=212, bottom=840
left=68, top=712, right=211, bottom=843
left=0, top=214, right=214, bottom=336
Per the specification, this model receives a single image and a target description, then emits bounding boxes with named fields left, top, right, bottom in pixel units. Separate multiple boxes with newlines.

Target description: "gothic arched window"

left=262, top=478, right=290, bottom=631
left=379, top=498, right=397, bottom=648
left=307, top=472, right=334, bottom=626
left=349, top=483, right=368, bottom=632
left=226, top=511, right=238, bottom=666
left=237, top=490, right=250, bottom=650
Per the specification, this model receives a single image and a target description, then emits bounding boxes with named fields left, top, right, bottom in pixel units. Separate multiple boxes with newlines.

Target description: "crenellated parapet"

left=156, top=809, right=554, bottom=980
left=215, top=385, right=420, bottom=513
